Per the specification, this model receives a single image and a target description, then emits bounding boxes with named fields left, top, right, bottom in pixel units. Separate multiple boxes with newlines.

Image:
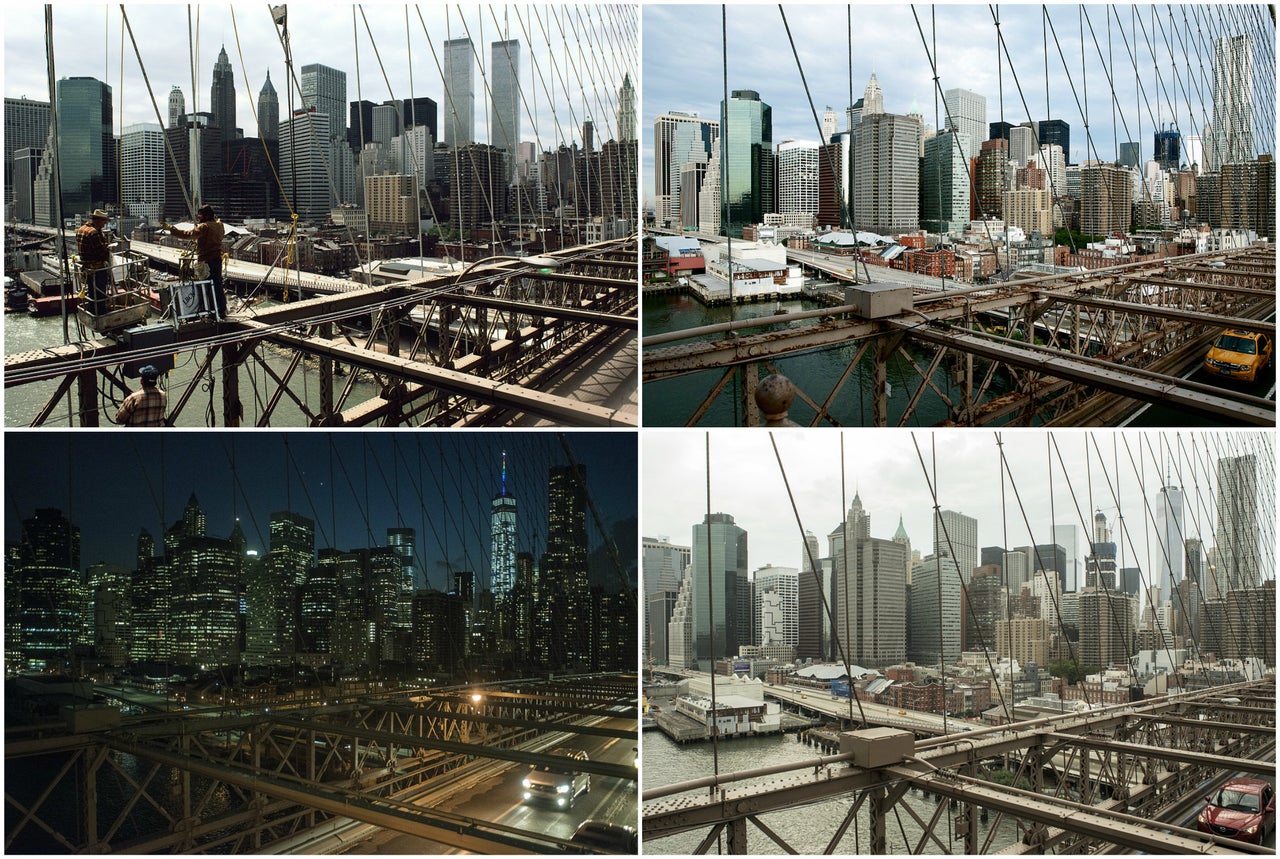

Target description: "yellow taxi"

left=1203, top=329, right=1272, bottom=383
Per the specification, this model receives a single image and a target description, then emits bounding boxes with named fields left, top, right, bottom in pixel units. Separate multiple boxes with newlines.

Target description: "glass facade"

left=719, top=90, right=772, bottom=237
left=56, top=77, right=114, bottom=220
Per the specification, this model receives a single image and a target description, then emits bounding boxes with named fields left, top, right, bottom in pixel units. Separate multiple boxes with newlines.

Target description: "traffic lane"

left=337, top=718, right=637, bottom=854
left=1175, top=766, right=1275, bottom=850
left=445, top=723, right=639, bottom=842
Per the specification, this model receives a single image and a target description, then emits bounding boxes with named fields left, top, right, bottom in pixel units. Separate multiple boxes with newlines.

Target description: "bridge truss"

left=5, top=239, right=637, bottom=428
left=643, top=247, right=1275, bottom=427
left=643, top=679, right=1275, bottom=855
left=5, top=678, right=637, bottom=854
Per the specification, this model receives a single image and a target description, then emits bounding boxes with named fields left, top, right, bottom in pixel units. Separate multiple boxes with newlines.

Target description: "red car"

left=1197, top=778, right=1275, bottom=844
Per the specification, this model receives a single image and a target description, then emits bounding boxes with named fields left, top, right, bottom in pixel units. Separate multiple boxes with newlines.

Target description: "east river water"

left=4, top=308, right=381, bottom=428
left=642, top=291, right=999, bottom=428
left=642, top=727, right=1025, bottom=855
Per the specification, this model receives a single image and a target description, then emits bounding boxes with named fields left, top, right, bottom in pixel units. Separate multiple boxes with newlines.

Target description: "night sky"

left=5, top=431, right=637, bottom=593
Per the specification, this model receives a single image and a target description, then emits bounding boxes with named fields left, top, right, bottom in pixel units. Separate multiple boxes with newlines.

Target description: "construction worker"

left=164, top=204, right=227, bottom=317
left=115, top=365, right=167, bottom=426
left=76, top=209, right=112, bottom=314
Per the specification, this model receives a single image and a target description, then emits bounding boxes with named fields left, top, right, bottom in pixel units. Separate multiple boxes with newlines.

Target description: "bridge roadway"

left=130, top=239, right=363, bottom=295
left=649, top=667, right=976, bottom=736
left=762, top=682, right=980, bottom=736
left=6, top=678, right=639, bottom=854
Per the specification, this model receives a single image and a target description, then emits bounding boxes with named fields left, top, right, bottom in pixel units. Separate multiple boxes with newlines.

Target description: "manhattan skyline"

left=6, top=432, right=637, bottom=593
left=642, top=3, right=1275, bottom=207
left=6, top=4, right=636, bottom=148
left=643, top=430, right=1273, bottom=606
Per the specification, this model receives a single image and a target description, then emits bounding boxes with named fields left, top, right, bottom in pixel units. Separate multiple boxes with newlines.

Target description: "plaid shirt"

left=115, top=386, right=167, bottom=426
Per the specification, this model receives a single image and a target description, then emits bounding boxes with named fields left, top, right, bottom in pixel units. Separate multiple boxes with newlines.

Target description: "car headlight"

left=557, top=783, right=571, bottom=793
left=522, top=778, right=531, bottom=788
left=1245, top=823, right=1260, bottom=835
left=557, top=797, right=566, bottom=807
left=522, top=791, right=531, bottom=800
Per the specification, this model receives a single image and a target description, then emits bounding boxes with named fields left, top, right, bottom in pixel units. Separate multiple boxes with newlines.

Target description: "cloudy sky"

left=5, top=3, right=637, bottom=149
left=642, top=429, right=1274, bottom=595
left=642, top=3, right=1275, bottom=206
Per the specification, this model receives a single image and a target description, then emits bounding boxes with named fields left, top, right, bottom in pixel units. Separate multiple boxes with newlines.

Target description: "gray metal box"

left=844, top=282, right=914, bottom=319
left=839, top=727, right=915, bottom=768
left=121, top=322, right=176, bottom=377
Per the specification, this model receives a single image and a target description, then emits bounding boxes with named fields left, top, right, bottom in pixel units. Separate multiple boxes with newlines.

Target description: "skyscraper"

left=853, top=112, right=920, bottom=235
left=4, top=97, right=51, bottom=209
left=490, top=451, right=518, bottom=600
left=1155, top=483, right=1185, bottom=607
left=861, top=73, right=884, bottom=116
left=1038, top=119, right=1070, bottom=164
left=1210, top=34, right=1254, bottom=168
left=617, top=74, right=636, bottom=142
left=257, top=72, right=279, bottom=142
left=836, top=536, right=907, bottom=667
left=279, top=109, right=334, bottom=220
left=300, top=63, right=347, bottom=141
left=644, top=537, right=690, bottom=665
left=167, top=85, right=185, bottom=128
left=654, top=111, right=716, bottom=227
left=490, top=38, right=521, bottom=182
left=542, top=465, right=590, bottom=667
left=753, top=565, right=798, bottom=647
left=909, top=554, right=962, bottom=666
left=821, top=106, right=838, bottom=141
left=47, top=77, right=115, bottom=222
left=1051, top=523, right=1081, bottom=593
left=691, top=512, right=749, bottom=663
left=943, top=87, right=986, bottom=163
left=442, top=38, right=475, bottom=147
left=1215, top=455, right=1259, bottom=594
left=720, top=90, right=773, bottom=236
left=165, top=495, right=241, bottom=665
left=120, top=123, right=166, bottom=221
left=387, top=527, right=421, bottom=591
left=776, top=140, right=819, bottom=221
left=921, top=129, right=970, bottom=233
left=210, top=46, right=236, bottom=138
left=1080, top=163, right=1134, bottom=235
left=934, top=509, right=977, bottom=585
left=15, top=509, right=81, bottom=670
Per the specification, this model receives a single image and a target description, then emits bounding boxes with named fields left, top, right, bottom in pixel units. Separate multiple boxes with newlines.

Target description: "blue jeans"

left=86, top=266, right=110, bottom=315
left=207, top=255, right=228, bottom=317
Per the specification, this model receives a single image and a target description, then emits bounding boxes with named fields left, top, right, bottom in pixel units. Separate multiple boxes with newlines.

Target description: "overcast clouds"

left=642, top=430, right=1275, bottom=594
left=5, top=3, right=637, bottom=149
left=642, top=3, right=1275, bottom=205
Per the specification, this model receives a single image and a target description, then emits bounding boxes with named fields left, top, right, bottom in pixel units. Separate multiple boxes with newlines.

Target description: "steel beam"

left=267, top=329, right=634, bottom=426
left=896, top=323, right=1274, bottom=425
left=1042, top=732, right=1276, bottom=776
left=1033, top=292, right=1276, bottom=334
left=106, top=739, right=548, bottom=854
